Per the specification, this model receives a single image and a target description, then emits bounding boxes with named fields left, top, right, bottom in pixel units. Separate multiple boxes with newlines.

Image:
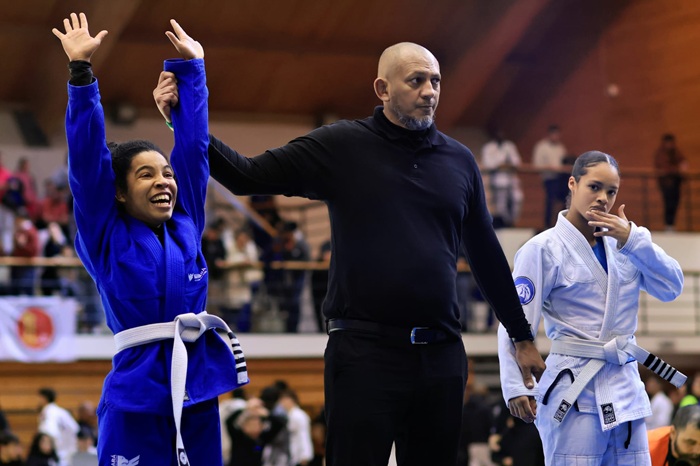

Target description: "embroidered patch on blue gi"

left=514, top=276, right=535, bottom=305
left=178, top=449, right=190, bottom=466
left=601, top=403, right=616, bottom=424
left=188, top=267, right=207, bottom=282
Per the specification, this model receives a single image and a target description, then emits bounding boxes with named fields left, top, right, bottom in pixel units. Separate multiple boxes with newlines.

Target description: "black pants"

left=324, top=331, right=468, bottom=466
left=658, top=175, right=683, bottom=227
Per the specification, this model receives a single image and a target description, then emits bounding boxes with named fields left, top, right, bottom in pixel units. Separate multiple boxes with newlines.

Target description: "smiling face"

left=374, top=43, right=441, bottom=131
left=567, top=161, right=620, bottom=222
left=115, top=150, right=177, bottom=228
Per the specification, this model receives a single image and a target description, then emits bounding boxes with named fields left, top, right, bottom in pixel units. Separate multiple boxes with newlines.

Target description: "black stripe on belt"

left=326, top=318, right=449, bottom=345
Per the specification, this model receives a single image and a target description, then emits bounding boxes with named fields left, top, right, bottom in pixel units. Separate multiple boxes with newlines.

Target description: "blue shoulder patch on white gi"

left=514, top=276, right=535, bottom=305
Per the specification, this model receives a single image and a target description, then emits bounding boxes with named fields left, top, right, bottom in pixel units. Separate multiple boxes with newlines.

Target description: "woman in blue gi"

left=498, top=151, right=684, bottom=465
left=52, top=13, right=247, bottom=466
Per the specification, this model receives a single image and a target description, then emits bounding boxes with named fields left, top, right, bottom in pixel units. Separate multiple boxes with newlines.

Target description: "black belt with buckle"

left=326, top=318, right=449, bottom=345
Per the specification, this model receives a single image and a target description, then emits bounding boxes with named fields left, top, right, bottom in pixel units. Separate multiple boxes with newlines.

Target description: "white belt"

left=114, top=312, right=248, bottom=466
left=548, top=336, right=686, bottom=425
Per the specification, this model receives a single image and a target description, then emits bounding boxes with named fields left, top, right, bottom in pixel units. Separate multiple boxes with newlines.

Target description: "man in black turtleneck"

left=155, top=41, right=545, bottom=466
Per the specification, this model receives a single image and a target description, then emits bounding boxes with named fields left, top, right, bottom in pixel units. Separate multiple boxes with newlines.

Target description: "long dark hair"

left=27, top=432, right=59, bottom=462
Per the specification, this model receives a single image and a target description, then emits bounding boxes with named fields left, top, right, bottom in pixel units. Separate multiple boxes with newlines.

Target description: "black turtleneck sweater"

left=208, top=106, right=530, bottom=341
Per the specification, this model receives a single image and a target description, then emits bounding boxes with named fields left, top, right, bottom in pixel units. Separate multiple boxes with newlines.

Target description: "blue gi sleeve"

left=166, top=58, right=209, bottom=234
left=65, top=79, right=116, bottom=269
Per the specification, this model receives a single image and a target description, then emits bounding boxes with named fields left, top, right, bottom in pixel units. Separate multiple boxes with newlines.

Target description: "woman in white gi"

left=498, top=151, right=684, bottom=465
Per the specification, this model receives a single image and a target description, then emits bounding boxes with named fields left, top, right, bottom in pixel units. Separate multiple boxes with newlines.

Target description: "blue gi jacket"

left=66, top=58, right=243, bottom=414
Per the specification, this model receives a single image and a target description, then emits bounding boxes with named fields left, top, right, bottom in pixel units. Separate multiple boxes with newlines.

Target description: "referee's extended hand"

left=514, top=340, right=545, bottom=389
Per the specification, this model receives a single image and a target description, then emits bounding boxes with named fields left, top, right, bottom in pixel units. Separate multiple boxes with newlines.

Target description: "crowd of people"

left=0, top=387, right=97, bottom=466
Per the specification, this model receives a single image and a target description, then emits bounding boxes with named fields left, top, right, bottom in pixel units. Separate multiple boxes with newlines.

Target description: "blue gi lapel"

left=163, top=223, right=185, bottom=315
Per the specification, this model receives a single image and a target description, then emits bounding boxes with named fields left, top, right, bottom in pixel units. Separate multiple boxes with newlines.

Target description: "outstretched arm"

left=51, top=12, right=108, bottom=62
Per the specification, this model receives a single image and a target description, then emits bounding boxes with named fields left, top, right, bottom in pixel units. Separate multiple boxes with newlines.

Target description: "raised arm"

left=52, top=12, right=113, bottom=268
left=161, top=20, right=210, bottom=232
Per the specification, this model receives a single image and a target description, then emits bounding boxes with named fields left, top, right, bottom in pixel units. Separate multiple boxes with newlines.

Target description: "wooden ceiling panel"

left=0, top=0, right=641, bottom=141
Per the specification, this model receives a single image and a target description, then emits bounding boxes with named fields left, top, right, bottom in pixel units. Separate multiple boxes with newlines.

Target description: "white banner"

left=0, top=296, right=78, bottom=362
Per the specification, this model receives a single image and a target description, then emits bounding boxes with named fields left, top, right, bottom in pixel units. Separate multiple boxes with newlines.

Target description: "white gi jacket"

left=498, top=211, right=683, bottom=431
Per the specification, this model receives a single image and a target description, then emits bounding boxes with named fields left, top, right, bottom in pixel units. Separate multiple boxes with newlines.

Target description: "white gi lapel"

left=594, top=237, right=622, bottom=431
left=556, top=214, right=608, bottom=296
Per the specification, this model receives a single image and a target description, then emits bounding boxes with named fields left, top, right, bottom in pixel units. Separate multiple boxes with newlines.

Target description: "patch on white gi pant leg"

left=554, top=400, right=571, bottom=422
left=601, top=403, right=616, bottom=424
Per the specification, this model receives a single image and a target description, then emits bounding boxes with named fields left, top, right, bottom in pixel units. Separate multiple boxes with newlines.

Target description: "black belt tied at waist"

left=326, top=318, right=450, bottom=345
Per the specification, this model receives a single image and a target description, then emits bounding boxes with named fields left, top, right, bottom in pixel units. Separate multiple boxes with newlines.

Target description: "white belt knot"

left=601, top=335, right=631, bottom=365
left=113, top=312, right=248, bottom=466
left=176, top=312, right=209, bottom=343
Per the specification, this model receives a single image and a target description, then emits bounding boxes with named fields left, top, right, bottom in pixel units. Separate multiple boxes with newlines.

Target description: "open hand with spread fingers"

left=52, top=12, right=108, bottom=63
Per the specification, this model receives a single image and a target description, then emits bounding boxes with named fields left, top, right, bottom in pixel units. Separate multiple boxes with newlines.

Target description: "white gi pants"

left=535, top=402, right=650, bottom=466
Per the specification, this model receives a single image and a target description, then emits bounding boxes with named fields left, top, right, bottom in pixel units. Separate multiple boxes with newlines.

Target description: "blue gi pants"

left=97, top=398, right=222, bottom=466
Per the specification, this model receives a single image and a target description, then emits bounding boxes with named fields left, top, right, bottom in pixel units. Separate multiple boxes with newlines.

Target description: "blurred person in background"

left=654, top=133, right=687, bottom=232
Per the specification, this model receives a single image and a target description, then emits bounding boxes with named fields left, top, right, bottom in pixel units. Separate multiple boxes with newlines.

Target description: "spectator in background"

left=481, top=127, right=523, bottom=228
left=648, top=404, right=700, bottom=466
left=13, top=158, right=38, bottom=220
left=10, top=208, right=39, bottom=295
left=309, top=410, right=326, bottom=466
left=680, top=374, right=700, bottom=408
left=25, top=432, right=59, bottom=466
left=51, top=155, right=69, bottom=191
left=532, top=124, right=567, bottom=229
left=279, top=389, right=314, bottom=466
left=201, top=217, right=228, bottom=319
left=259, top=384, right=291, bottom=466
left=262, top=221, right=310, bottom=333
left=226, top=398, right=288, bottom=466
left=37, top=388, right=79, bottom=466
left=654, top=133, right=688, bottom=231
left=646, top=376, right=674, bottom=430
left=249, top=194, right=282, bottom=252
left=0, top=152, right=15, bottom=256
left=0, top=432, right=24, bottom=466
left=310, top=240, right=331, bottom=333
left=68, top=427, right=97, bottom=466
left=36, top=180, right=70, bottom=236
left=459, top=380, right=495, bottom=466
left=0, top=404, right=9, bottom=435
left=74, top=402, right=97, bottom=448
left=1, top=176, right=26, bottom=256
left=40, top=222, right=69, bottom=296
left=220, top=388, right=249, bottom=465
left=223, top=228, right=262, bottom=332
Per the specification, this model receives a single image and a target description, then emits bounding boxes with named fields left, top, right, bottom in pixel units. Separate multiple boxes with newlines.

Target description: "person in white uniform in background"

left=645, top=377, right=674, bottom=431
left=498, top=150, right=684, bottom=465
left=37, top=388, right=80, bottom=466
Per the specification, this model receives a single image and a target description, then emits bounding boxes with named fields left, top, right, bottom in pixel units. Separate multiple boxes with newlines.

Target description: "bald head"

left=377, top=42, right=439, bottom=80
left=374, top=42, right=441, bottom=131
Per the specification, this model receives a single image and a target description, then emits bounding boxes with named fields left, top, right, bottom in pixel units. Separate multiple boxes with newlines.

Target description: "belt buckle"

left=410, top=327, right=429, bottom=345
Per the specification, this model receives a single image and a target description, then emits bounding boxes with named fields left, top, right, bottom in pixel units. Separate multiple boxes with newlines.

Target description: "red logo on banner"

left=17, top=307, right=55, bottom=349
